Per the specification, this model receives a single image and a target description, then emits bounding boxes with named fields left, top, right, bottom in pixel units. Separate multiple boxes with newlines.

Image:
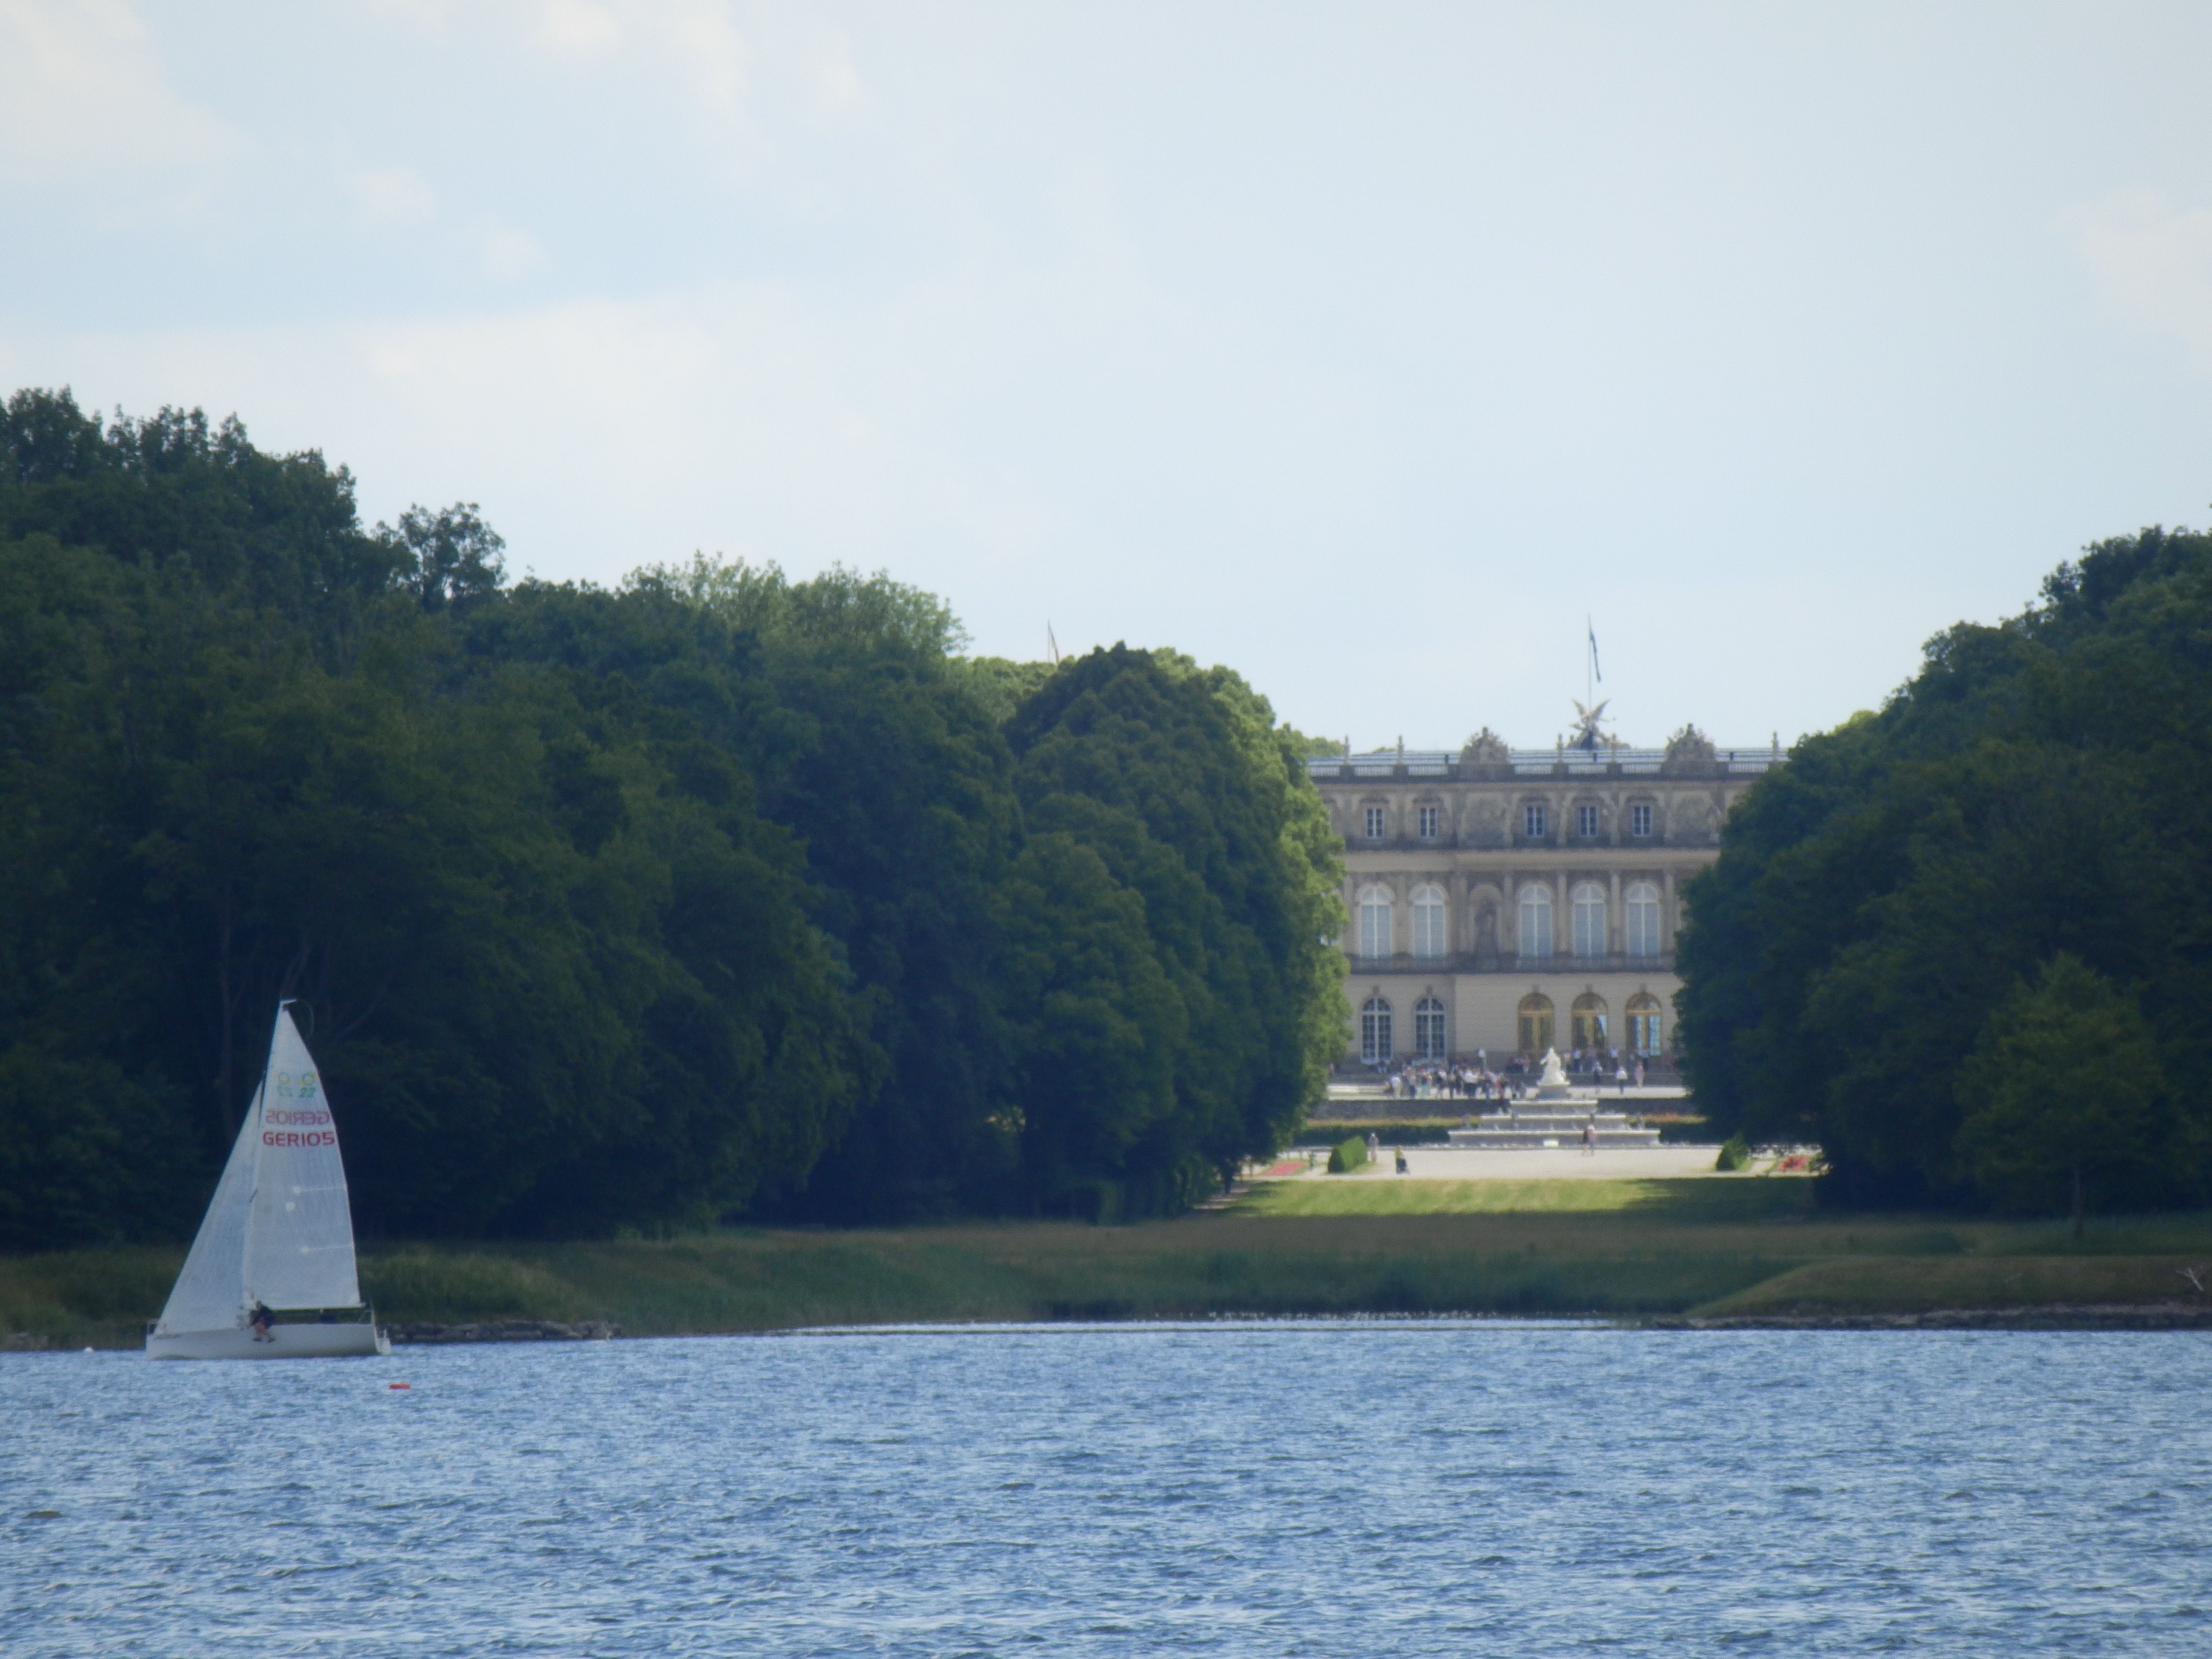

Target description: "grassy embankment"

left=7, top=1176, right=2209, bottom=1347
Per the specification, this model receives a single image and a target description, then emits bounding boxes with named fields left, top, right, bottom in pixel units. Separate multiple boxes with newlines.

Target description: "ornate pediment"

left=1661, top=723, right=1718, bottom=774
left=1459, top=727, right=1510, bottom=768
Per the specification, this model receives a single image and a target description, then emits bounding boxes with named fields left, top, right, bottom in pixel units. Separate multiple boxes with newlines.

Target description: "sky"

left=6, top=1, right=2212, bottom=752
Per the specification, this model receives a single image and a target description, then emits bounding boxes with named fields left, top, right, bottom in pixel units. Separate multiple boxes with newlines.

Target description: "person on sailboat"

left=249, top=1300, right=276, bottom=1342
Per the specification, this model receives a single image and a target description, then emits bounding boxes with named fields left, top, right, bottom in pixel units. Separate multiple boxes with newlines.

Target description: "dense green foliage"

left=0, top=390, right=1342, bottom=1247
left=1327, top=1136, right=1369, bottom=1174
left=1954, top=955, right=2168, bottom=1233
left=1003, top=647, right=1346, bottom=1214
left=1678, top=526, right=2212, bottom=1211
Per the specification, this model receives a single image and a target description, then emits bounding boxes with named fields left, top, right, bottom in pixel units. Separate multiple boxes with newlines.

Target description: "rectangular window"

left=1361, top=1004, right=1393, bottom=1063
left=1411, top=897, right=1446, bottom=958
left=1358, top=897, right=1392, bottom=959
left=1524, top=804, right=1547, bottom=839
left=1364, top=805, right=1385, bottom=840
left=1572, top=890, right=1606, bottom=958
left=1417, top=804, right=1439, bottom=840
left=1625, top=893, right=1661, bottom=959
left=1577, top=805, right=1599, bottom=839
left=1630, top=803, right=1652, bottom=838
left=1519, top=891, right=1553, bottom=960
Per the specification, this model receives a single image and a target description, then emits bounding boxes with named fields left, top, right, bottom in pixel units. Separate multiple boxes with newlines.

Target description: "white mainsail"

left=154, top=1006, right=365, bottom=1337
left=241, top=1009, right=362, bottom=1310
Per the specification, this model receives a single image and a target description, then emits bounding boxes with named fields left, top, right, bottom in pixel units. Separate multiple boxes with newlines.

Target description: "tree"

left=1281, top=726, right=1347, bottom=759
left=1679, top=523, right=2212, bottom=1207
left=950, top=656, right=1057, bottom=726
left=380, top=502, right=505, bottom=613
left=616, top=559, right=1022, bottom=1220
left=995, top=833, right=1181, bottom=1203
left=1955, top=955, right=2169, bottom=1235
left=0, top=390, right=1350, bottom=1239
left=1005, top=646, right=1345, bottom=1203
left=0, top=402, right=871, bottom=1241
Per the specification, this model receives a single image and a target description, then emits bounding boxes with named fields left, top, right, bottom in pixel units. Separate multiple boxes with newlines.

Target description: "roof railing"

left=1311, top=746, right=1780, bottom=780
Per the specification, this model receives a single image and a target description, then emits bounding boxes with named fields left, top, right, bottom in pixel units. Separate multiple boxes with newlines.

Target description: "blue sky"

left=6, top=1, right=2212, bottom=750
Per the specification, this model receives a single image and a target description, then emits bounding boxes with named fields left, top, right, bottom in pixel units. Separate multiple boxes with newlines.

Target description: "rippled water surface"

left=5, top=1322, right=2210, bottom=1656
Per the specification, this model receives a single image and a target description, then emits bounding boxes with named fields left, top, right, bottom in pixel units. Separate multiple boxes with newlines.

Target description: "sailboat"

left=147, top=1004, right=390, bottom=1360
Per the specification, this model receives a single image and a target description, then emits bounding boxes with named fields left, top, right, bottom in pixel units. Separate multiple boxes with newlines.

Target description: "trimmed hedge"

left=1326, top=1136, right=1370, bottom=1174
left=1062, top=1154, right=1223, bottom=1224
left=1715, top=1133, right=1751, bottom=1173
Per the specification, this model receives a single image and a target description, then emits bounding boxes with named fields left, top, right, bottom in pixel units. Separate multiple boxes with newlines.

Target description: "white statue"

left=1536, top=1047, right=1571, bottom=1100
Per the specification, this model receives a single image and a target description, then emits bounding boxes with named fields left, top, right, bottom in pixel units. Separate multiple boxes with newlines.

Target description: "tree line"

left=1678, top=524, right=2212, bottom=1221
left=0, top=390, right=1346, bottom=1248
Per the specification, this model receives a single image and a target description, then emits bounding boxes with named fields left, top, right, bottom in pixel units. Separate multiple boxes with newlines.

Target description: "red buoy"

left=388, top=1382, right=411, bottom=1390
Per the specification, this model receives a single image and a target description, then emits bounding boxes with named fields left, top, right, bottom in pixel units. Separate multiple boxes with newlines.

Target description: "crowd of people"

left=1370, top=1049, right=1653, bottom=1101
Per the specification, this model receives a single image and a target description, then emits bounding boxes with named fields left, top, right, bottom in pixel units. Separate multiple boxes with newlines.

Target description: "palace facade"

left=1309, top=726, right=1779, bottom=1066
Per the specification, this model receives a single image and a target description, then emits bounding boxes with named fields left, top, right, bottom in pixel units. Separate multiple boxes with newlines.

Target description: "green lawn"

left=1230, top=1175, right=1813, bottom=1220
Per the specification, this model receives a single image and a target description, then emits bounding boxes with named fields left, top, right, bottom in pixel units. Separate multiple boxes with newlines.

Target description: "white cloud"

left=534, top=0, right=621, bottom=58
left=512, top=0, right=754, bottom=140
left=815, top=33, right=860, bottom=112
left=0, top=281, right=1067, bottom=591
left=0, top=0, right=239, bottom=186
left=478, top=223, right=548, bottom=280
left=347, top=166, right=438, bottom=227
left=2060, top=187, right=2212, bottom=368
left=359, top=0, right=451, bottom=29
left=664, top=0, right=748, bottom=113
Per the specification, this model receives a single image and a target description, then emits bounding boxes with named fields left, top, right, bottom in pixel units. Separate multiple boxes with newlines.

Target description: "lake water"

left=4, top=1321, right=2208, bottom=1656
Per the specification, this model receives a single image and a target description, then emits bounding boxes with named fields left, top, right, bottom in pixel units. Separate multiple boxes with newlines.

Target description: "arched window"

left=1361, top=996, right=1394, bottom=1064
left=1627, top=992, right=1664, bottom=1057
left=1357, top=885, right=1393, bottom=959
left=1518, top=884, right=1553, bottom=961
left=1572, top=992, right=1609, bottom=1053
left=1625, top=882, right=1661, bottom=960
left=1415, top=996, right=1447, bottom=1058
left=1517, top=992, right=1554, bottom=1056
left=1411, top=884, right=1447, bottom=959
left=1571, top=882, right=1607, bottom=958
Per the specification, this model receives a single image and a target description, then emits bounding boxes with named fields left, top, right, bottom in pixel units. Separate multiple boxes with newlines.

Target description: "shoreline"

left=9, top=1187, right=2209, bottom=1350
left=1648, top=1301, right=2212, bottom=1331
left=14, top=1306, right=2212, bottom=1353
left=373, top=1301, right=2212, bottom=1342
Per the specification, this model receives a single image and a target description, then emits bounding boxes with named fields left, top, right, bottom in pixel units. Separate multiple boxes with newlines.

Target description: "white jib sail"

left=155, top=1007, right=363, bottom=1334
left=154, top=1071, right=263, bottom=1334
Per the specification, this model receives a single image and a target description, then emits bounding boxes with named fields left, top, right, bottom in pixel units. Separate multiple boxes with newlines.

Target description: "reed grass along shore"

left=6, top=1178, right=2210, bottom=1348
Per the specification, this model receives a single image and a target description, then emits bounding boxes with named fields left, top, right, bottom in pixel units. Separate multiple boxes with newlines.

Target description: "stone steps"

left=1446, top=1107, right=1661, bottom=1150
left=1447, top=1130, right=1663, bottom=1149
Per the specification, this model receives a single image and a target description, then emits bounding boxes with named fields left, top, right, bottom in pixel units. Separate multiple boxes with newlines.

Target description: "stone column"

left=1609, top=867, right=1622, bottom=958
left=1662, top=866, right=1677, bottom=954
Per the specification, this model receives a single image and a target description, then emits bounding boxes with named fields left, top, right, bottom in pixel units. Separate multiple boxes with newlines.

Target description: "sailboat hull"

left=146, top=1322, right=390, bottom=1361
